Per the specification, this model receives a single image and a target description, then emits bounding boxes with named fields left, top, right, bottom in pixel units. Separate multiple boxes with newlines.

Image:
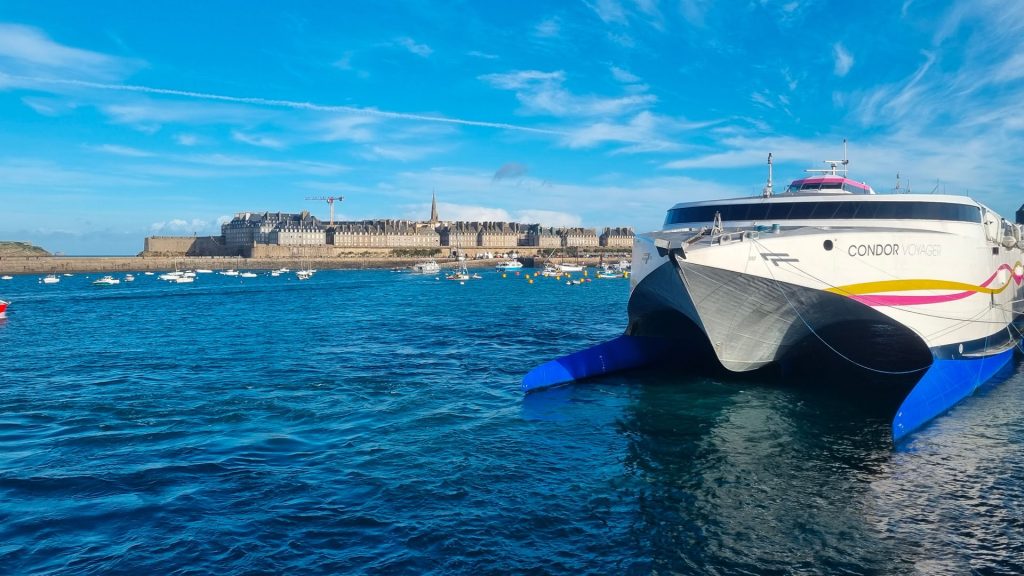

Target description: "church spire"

left=430, top=191, right=439, bottom=224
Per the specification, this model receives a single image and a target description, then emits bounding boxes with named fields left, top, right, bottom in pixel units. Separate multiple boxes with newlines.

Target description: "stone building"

left=270, top=223, right=326, bottom=246
left=328, top=220, right=440, bottom=248
left=478, top=222, right=522, bottom=248
left=560, top=227, right=600, bottom=248
left=599, top=227, right=634, bottom=248
left=222, top=211, right=323, bottom=249
left=440, top=222, right=481, bottom=248
left=522, top=225, right=562, bottom=248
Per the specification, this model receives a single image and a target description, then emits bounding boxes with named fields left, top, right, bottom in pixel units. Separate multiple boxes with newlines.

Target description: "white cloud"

left=833, top=43, right=854, bottom=77
left=679, top=0, right=709, bottom=26
left=438, top=203, right=512, bottom=222
left=611, top=66, right=640, bottom=83
left=0, top=23, right=138, bottom=81
left=182, top=153, right=347, bottom=175
left=101, top=99, right=270, bottom=131
left=750, top=91, right=774, bottom=108
left=175, top=133, right=199, bottom=146
left=479, top=69, right=656, bottom=118
left=479, top=70, right=565, bottom=90
left=397, top=37, right=433, bottom=57
left=318, top=114, right=379, bottom=143
left=514, top=209, right=581, bottom=227
left=15, top=75, right=563, bottom=136
left=535, top=18, right=561, bottom=38
left=89, top=144, right=154, bottom=157
left=467, top=50, right=498, bottom=59
left=149, top=218, right=215, bottom=234
left=333, top=51, right=354, bottom=70
left=231, top=130, right=286, bottom=149
left=586, top=0, right=628, bottom=25
left=991, top=51, right=1024, bottom=83
left=358, top=144, right=446, bottom=162
left=563, top=111, right=710, bottom=152
left=21, top=96, right=77, bottom=116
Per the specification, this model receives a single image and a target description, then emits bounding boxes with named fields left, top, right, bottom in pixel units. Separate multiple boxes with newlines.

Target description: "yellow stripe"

left=825, top=278, right=1005, bottom=296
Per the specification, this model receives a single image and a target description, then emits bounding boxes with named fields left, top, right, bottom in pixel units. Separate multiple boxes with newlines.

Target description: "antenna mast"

left=807, top=139, right=851, bottom=176
left=762, top=153, right=774, bottom=197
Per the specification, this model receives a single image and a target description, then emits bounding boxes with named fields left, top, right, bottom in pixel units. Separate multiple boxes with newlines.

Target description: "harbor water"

left=1, top=269, right=1022, bottom=574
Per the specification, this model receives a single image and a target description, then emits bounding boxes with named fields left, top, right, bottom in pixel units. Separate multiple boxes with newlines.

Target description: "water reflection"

left=869, top=361, right=1024, bottom=574
left=611, top=364, right=1024, bottom=573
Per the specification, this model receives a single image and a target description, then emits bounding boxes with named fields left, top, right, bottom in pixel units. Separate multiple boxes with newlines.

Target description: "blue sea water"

left=1, top=269, right=1023, bottom=575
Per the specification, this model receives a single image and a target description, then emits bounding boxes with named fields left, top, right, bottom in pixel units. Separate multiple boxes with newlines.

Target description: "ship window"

left=787, top=203, right=815, bottom=219
left=820, top=182, right=843, bottom=189
left=665, top=201, right=982, bottom=226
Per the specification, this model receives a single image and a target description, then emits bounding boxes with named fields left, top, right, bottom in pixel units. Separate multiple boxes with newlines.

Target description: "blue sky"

left=1, top=1, right=1022, bottom=255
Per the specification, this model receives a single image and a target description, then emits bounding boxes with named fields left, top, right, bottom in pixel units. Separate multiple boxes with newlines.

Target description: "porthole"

left=823, top=240, right=834, bottom=251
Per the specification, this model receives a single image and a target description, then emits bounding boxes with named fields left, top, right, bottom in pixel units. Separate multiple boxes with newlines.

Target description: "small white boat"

left=143, top=272, right=155, bottom=276
left=557, top=263, right=585, bottom=273
left=411, top=259, right=440, bottom=274
left=220, top=269, right=239, bottom=276
left=62, top=273, right=74, bottom=277
left=271, top=271, right=281, bottom=277
left=540, top=265, right=561, bottom=277
left=170, top=275, right=194, bottom=283
left=196, top=269, right=214, bottom=274
left=446, top=265, right=476, bottom=281
left=159, top=272, right=182, bottom=281
left=41, top=274, right=60, bottom=284
left=93, top=275, right=120, bottom=286
left=239, top=272, right=258, bottom=278
left=0, top=275, right=12, bottom=280
left=296, top=270, right=313, bottom=280
left=596, top=265, right=626, bottom=279
left=124, top=274, right=135, bottom=282
left=495, top=259, right=524, bottom=271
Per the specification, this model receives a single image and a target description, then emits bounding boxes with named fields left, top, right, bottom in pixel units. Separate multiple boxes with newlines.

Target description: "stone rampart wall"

left=143, top=236, right=237, bottom=257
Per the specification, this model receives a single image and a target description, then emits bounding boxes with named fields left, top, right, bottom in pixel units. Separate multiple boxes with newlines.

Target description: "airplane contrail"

left=0, top=73, right=567, bottom=136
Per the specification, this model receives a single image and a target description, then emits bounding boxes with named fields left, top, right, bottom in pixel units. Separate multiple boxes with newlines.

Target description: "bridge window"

left=664, top=201, right=982, bottom=226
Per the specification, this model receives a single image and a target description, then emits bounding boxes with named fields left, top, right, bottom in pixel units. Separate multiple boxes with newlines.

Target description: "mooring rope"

left=748, top=237, right=931, bottom=375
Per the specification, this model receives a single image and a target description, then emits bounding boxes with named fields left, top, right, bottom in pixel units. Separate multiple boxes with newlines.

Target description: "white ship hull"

left=524, top=156, right=1024, bottom=441
left=629, top=221, right=1023, bottom=372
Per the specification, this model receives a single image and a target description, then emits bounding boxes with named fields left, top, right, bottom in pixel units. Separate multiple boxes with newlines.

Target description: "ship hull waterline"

left=522, top=259, right=1021, bottom=443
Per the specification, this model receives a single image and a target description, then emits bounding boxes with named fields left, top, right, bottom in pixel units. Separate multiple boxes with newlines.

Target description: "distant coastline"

left=0, top=254, right=624, bottom=276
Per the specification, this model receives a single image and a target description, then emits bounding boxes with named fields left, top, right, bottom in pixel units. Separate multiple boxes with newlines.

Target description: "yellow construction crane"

left=305, top=196, right=344, bottom=225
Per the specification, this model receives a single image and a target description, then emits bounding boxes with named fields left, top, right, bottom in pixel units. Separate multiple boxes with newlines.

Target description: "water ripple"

left=0, top=270, right=1021, bottom=574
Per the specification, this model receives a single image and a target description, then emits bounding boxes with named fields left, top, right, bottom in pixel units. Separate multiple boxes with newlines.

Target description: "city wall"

left=143, top=236, right=238, bottom=257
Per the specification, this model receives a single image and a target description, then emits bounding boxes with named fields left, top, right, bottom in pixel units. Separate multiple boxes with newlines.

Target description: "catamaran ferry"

left=525, top=148, right=1024, bottom=441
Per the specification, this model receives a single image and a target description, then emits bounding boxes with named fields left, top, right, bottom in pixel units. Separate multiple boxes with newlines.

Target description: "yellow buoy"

left=528, top=279, right=533, bottom=284
left=502, top=273, right=506, bottom=278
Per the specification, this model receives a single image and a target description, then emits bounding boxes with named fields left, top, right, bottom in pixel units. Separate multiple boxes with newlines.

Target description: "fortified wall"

left=142, top=236, right=237, bottom=257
